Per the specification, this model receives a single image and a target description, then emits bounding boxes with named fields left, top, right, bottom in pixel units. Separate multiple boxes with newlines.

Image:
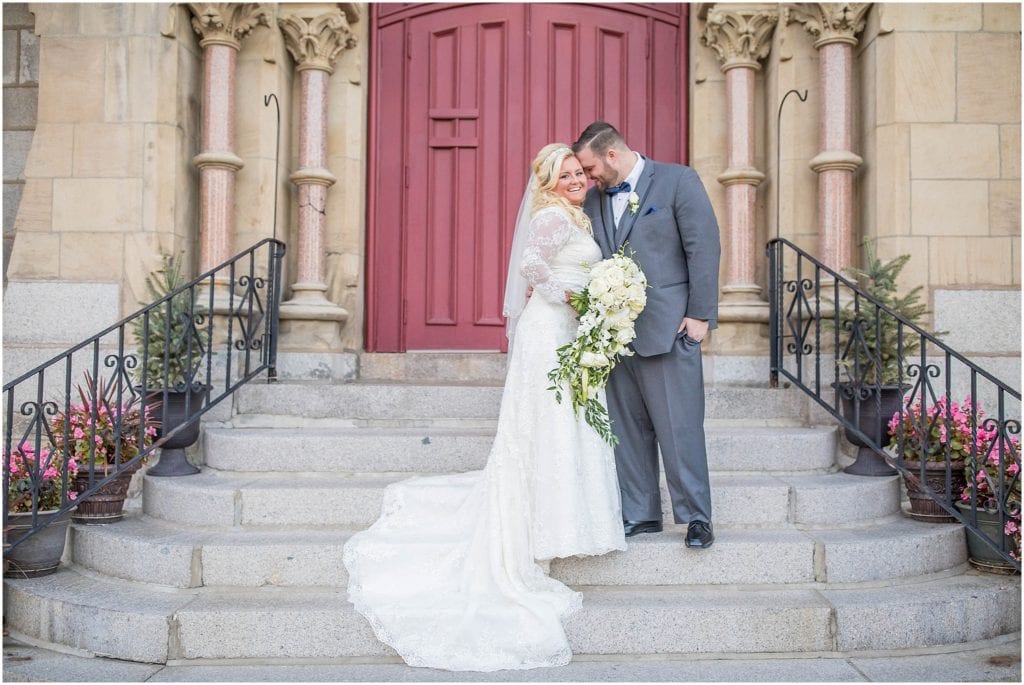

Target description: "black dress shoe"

left=685, top=520, right=714, bottom=548
left=623, top=520, right=662, bottom=537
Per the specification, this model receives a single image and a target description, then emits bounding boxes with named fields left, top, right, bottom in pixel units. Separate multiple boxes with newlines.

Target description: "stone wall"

left=3, top=3, right=39, bottom=287
left=3, top=3, right=203, bottom=382
left=858, top=2, right=1020, bottom=387
left=691, top=2, right=1020, bottom=385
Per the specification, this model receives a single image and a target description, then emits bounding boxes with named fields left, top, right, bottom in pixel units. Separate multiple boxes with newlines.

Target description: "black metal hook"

left=264, top=93, right=281, bottom=242
left=775, top=88, right=809, bottom=240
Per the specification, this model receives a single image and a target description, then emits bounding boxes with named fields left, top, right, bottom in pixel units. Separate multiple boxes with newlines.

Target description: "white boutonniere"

left=627, top=191, right=640, bottom=215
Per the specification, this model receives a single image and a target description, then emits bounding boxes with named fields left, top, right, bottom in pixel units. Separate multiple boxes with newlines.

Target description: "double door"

left=368, top=3, right=687, bottom=351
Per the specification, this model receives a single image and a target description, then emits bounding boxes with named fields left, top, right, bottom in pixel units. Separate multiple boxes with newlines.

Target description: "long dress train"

left=342, top=207, right=625, bottom=671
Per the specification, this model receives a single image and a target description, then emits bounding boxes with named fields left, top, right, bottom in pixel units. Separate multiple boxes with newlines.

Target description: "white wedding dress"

left=342, top=207, right=626, bottom=672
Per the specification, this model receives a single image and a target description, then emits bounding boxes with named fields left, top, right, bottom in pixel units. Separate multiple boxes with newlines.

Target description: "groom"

left=573, top=121, right=721, bottom=548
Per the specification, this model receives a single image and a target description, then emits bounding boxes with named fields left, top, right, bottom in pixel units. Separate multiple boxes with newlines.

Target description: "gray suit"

left=583, top=158, right=721, bottom=524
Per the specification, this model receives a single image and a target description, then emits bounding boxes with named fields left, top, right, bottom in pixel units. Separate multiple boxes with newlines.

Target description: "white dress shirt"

left=611, top=153, right=645, bottom=228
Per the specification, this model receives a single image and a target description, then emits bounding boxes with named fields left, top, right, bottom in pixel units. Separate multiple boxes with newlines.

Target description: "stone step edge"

left=4, top=626, right=1015, bottom=667
left=6, top=627, right=1020, bottom=669
left=5, top=568, right=1017, bottom=663
left=8, top=563, right=1007, bottom=604
left=76, top=510, right=937, bottom=538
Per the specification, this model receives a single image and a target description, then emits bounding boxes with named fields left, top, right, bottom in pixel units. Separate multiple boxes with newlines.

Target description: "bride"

left=342, top=144, right=626, bottom=672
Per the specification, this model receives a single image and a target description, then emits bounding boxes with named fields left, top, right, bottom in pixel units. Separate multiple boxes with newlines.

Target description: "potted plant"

left=956, top=413, right=1021, bottom=571
left=50, top=374, right=156, bottom=523
left=4, top=442, right=78, bottom=576
left=888, top=395, right=974, bottom=522
left=132, top=253, right=210, bottom=477
left=835, top=246, right=929, bottom=476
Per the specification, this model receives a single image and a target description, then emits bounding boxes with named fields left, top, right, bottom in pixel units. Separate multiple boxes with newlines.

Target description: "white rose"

left=580, top=351, right=610, bottom=368
left=606, top=308, right=632, bottom=329
left=615, top=327, right=635, bottom=344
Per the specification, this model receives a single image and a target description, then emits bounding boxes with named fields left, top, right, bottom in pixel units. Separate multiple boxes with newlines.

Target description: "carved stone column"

left=188, top=3, right=269, bottom=273
left=701, top=6, right=779, bottom=338
left=277, top=5, right=358, bottom=353
left=791, top=3, right=870, bottom=272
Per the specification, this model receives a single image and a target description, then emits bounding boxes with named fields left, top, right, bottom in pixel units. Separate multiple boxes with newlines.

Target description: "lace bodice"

left=520, top=207, right=601, bottom=302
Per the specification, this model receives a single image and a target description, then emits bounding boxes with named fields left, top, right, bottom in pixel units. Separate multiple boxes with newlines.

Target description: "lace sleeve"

left=520, top=209, right=575, bottom=303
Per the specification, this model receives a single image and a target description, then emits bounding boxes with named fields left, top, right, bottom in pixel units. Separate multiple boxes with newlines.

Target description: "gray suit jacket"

left=584, top=159, right=721, bottom=357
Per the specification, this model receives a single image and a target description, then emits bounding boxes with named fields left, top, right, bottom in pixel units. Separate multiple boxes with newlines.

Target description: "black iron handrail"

left=3, top=239, right=286, bottom=553
left=769, top=237, right=1021, bottom=570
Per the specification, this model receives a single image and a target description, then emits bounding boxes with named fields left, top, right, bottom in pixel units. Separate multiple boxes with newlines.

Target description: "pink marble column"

left=291, top=68, right=333, bottom=296
left=701, top=6, right=779, bottom=323
left=188, top=3, right=269, bottom=272
left=719, top=65, right=764, bottom=300
left=276, top=7, right=358, bottom=349
left=195, top=44, right=241, bottom=271
left=813, top=41, right=860, bottom=272
left=793, top=3, right=870, bottom=272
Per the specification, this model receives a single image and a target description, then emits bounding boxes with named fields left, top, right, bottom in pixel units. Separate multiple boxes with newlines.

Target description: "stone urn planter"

left=3, top=510, right=71, bottom=578
left=955, top=502, right=1020, bottom=574
left=837, top=384, right=903, bottom=476
left=902, top=458, right=966, bottom=523
left=145, top=385, right=209, bottom=477
left=70, top=461, right=142, bottom=523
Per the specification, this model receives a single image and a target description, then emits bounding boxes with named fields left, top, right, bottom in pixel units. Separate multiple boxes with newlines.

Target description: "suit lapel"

left=601, top=193, right=615, bottom=255
left=616, top=161, right=656, bottom=249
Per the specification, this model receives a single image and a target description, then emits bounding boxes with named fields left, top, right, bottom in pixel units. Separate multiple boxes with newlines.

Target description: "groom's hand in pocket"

left=678, top=317, right=708, bottom=343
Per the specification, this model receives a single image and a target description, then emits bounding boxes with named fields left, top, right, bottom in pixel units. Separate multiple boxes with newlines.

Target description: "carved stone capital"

left=188, top=3, right=269, bottom=50
left=279, top=8, right=358, bottom=74
left=789, top=3, right=871, bottom=48
left=701, top=6, right=780, bottom=72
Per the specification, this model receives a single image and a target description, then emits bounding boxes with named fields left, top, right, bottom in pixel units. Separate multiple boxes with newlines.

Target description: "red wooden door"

left=367, top=4, right=687, bottom=352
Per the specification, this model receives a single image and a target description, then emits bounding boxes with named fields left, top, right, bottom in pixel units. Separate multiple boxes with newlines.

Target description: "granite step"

left=5, top=569, right=1018, bottom=663
left=141, top=471, right=901, bottom=529
left=232, top=383, right=809, bottom=424
left=68, top=515, right=966, bottom=589
left=202, top=425, right=840, bottom=474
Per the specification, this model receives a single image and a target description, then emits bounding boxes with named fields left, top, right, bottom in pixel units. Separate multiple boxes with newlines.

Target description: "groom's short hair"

left=573, top=121, right=625, bottom=156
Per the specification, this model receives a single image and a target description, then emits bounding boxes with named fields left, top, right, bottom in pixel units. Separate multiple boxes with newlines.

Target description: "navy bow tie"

left=605, top=181, right=631, bottom=195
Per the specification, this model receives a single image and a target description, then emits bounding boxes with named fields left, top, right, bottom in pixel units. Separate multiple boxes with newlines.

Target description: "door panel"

left=404, top=8, right=525, bottom=350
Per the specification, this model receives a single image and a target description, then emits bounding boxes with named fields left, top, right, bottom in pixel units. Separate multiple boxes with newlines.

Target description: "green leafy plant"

left=837, top=245, right=929, bottom=387
left=132, top=253, right=209, bottom=390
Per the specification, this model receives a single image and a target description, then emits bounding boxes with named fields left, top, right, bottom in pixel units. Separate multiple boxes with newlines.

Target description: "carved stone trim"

left=279, top=8, right=358, bottom=74
left=701, top=6, right=780, bottom=71
left=789, top=3, right=871, bottom=48
left=289, top=167, right=339, bottom=187
left=717, top=167, right=767, bottom=187
left=188, top=3, right=269, bottom=50
left=193, top=150, right=245, bottom=172
left=809, top=149, right=863, bottom=173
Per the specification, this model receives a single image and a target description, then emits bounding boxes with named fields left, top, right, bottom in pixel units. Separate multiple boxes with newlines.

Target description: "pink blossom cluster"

left=5, top=441, right=79, bottom=513
left=887, top=395, right=1005, bottom=461
left=50, top=399, right=157, bottom=474
left=890, top=395, right=1021, bottom=560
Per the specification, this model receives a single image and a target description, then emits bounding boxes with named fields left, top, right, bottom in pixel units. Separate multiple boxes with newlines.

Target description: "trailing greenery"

left=132, top=253, right=209, bottom=390
left=837, top=244, right=930, bottom=387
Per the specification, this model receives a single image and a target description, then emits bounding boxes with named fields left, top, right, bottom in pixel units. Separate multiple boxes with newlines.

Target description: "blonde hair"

left=529, top=143, right=592, bottom=234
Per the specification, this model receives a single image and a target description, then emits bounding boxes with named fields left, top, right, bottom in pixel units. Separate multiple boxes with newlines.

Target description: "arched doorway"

left=366, top=3, right=688, bottom=351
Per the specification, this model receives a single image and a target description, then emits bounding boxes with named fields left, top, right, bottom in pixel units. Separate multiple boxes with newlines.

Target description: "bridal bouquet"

left=547, top=247, right=647, bottom=445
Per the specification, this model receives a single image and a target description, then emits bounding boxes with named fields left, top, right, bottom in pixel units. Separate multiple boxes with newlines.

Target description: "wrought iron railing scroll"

left=769, top=238, right=1020, bottom=570
left=3, top=239, right=286, bottom=553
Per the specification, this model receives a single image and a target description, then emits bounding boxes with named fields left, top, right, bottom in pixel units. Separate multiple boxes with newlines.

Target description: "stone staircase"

left=3, top=355, right=1020, bottom=665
